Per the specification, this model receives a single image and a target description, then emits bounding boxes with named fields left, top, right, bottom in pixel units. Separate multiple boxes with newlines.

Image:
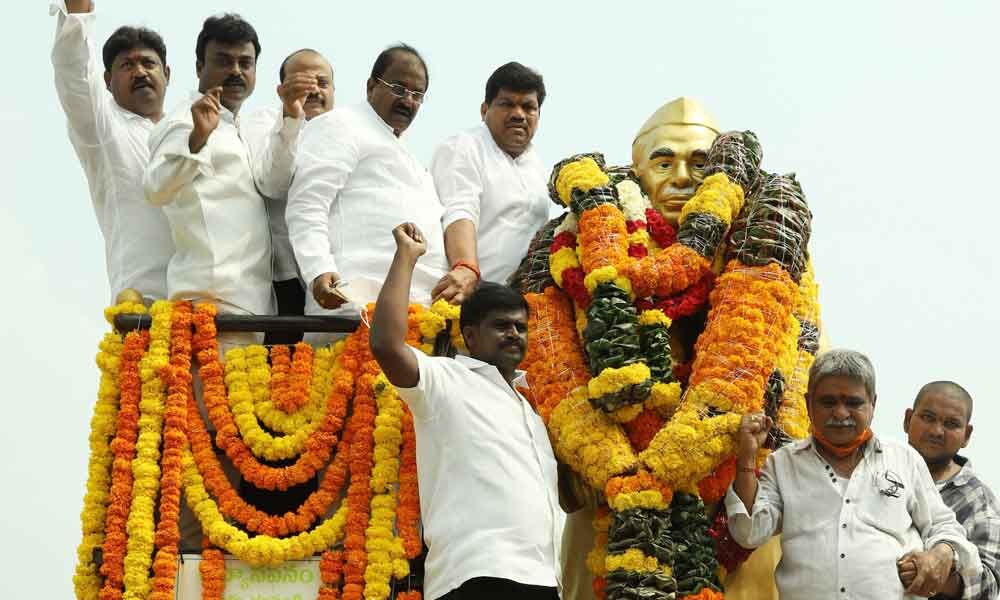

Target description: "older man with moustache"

left=904, top=381, right=1000, bottom=599
left=430, top=62, right=550, bottom=303
left=51, top=0, right=173, bottom=303
left=727, top=350, right=981, bottom=599
left=288, top=44, right=447, bottom=332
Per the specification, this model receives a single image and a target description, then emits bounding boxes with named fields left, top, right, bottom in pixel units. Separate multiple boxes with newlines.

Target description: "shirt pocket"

left=857, top=491, right=914, bottom=541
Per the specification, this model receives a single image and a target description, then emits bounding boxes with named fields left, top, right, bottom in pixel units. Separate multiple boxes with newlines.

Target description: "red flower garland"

left=551, top=231, right=577, bottom=253
left=645, top=208, right=677, bottom=248
left=150, top=301, right=193, bottom=600
left=98, top=329, right=148, bottom=600
left=697, top=456, right=736, bottom=504
left=621, top=407, right=664, bottom=452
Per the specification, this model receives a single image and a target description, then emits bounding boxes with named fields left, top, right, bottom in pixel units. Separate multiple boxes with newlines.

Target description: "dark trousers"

left=264, top=278, right=306, bottom=345
left=438, top=577, right=559, bottom=600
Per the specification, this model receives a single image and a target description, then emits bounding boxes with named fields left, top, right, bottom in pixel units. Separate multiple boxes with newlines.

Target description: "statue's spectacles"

left=375, top=78, right=425, bottom=104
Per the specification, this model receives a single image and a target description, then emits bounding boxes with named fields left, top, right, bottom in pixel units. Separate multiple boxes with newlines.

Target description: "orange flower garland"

left=99, top=329, right=148, bottom=600
left=319, top=549, right=345, bottom=600
left=149, top=301, right=192, bottom=600
left=273, top=342, right=313, bottom=413
left=192, top=303, right=346, bottom=490
left=697, top=456, right=737, bottom=504
left=681, top=588, right=725, bottom=600
left=199, top=539, right=225, bottom=600
left=519, top=287, right=591, bottom=423
left=578, top=203, right=629, bottom=273
left=269, top=344, right=292, bottom=410
left=397, top=406, right=421, bottom=559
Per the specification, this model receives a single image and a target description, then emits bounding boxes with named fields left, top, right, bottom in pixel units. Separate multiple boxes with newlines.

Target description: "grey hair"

left=807, top=349, right=876, bottom=401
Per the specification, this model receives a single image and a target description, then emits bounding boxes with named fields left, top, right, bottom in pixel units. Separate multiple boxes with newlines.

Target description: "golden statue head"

left=632, top=97, right=719, bottom=225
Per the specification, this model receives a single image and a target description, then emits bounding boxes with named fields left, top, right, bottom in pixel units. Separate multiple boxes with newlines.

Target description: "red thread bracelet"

left=452, top=260, right=481, bottom=280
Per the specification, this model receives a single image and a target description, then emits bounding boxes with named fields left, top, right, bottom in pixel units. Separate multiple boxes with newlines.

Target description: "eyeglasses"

left=375, top=77, right=426, bottom=103
left=875, top=469, right=905, bottom=498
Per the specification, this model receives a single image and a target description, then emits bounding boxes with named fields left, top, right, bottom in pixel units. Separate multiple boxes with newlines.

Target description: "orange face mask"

left=812, top=425, right=873, bottom=459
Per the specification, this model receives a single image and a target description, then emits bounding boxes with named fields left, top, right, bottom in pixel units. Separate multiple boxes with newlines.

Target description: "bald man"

left=905, top=381, right=1000, bottom=599
left=246, top=48, right=335, bottom=344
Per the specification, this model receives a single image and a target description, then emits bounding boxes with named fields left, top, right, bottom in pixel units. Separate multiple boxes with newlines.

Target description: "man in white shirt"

left=370, top=222, right=563, bottom=600
left=247, top=48, right=336, bottom=345
left=430, top=62, right=551, bottom=303
left=287, top=44, right=447, bottom=319
left=727, top=349, right=981, bottom=600
left=145, top=14, right=311, bottom=316
left=51, top=0, right=173, bottom=302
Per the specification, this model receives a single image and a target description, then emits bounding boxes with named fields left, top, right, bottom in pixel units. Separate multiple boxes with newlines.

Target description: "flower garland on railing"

left=73, top=304, right=134, bottom=600
left=150, top=301, right=191, bottom=600
left=199, top=539, right=226, bottom=600
left=273, top=343, right=314, bottom=413
left=99, top=328, right=148, bottom=600
left=122, top=301, right=172, bottom=600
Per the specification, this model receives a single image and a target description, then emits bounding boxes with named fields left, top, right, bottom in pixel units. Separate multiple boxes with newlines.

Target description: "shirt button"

left=842, top=523, right=847, bottom=529
left=840, top=553, right=845, bottom=558
left=841, top=587, right=846, bottom=593
left=845, top=499, right=851, bottom=504
left=825, top=465, right=831, bottom=470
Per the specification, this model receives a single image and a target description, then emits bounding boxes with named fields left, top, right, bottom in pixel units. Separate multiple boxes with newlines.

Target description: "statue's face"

left=632, top=124, right=717, bottom=225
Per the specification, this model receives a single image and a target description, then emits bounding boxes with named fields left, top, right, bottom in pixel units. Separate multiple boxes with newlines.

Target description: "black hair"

left=195, top=14, right=261, bottom=64
left=279, top=48, right=330, bottom=82
left=913, top=381, right=974, bottom=421
left=459, top=282, right=529, bottom=332
left=370, top=43, right=428, bottom=88
left=102, top=26, right=167, bottom=71
left=485, top=61, right=546, bottom=106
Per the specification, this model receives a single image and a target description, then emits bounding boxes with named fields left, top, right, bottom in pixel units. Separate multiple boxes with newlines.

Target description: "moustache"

left=660, top=185, right=696, bottom=197
left=305, top=93, right=324, bottom=104
left=824, top=418, right=857, bottom=428
left=223, top=77, right=246, bottom=87
left=131, top=78, right=153, bottom=91
left=391, top=102, right=413, bottom=119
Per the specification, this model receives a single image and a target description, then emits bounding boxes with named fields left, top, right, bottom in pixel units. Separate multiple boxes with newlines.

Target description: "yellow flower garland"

left=638, top=309, right=672, bottom=329
left=645, top=381, right=683, bottom=418
left=364, top=374, right=409, bottom=600
left=547, top=387, right=638, bottom=489
left=181, top=447, right=348, bottom=566
left=583, top=265, right=634, bottom=298
left=73, top=323, right=129, bottom=600
left=549, top=246, right=579, bottom=288
left=225, top=346, right=329, bottom=461
left=555, top=157, right=610, bottom=205
left=678, top=173, right=745, bottom=227
left=252, top=344, right=332, bottom=435
left=586, top=508, right=612, bottom=578
left=639, top=406, right=742, bottom=491
left=587, top=363, right=651, bottom=401
left=123, top=300, right=172, bottom=599
left=605, top=548, right=672, bottom=575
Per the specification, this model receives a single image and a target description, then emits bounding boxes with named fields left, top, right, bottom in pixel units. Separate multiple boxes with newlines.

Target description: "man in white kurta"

left=288, top=45, right=446, bottom=319
left=51, top=0, right=174, bottom=302
left=430, top=62, right=550, bottom=302
left=144, top=15, right=306, bottom=317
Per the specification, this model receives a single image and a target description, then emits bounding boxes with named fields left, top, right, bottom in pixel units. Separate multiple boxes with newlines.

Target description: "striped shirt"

left=937, top=456, right=1000, bottom=600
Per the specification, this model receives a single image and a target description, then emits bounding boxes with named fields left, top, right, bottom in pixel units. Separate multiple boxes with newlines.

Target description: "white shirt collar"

left=478, top=121, right=535, bottom=164
left=454, top=353, right=529, bottom=388
left=362, top=101, right=400, bottom=137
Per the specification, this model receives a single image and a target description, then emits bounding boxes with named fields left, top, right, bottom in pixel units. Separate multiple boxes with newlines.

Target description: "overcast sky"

left=2, top=1, right=998, bottom=597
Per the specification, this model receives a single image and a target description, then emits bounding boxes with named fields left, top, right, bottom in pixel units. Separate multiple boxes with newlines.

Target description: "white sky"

left=2, top=1, right=998, bottom=597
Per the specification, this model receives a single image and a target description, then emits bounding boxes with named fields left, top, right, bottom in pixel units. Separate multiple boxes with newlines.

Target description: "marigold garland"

left=122, top=301, right=172, bottom=600
left=149, top=301, right=191, bottom=600
left=74, top=324, right=127, bottom=600
left=252, top=344, right=329, bottom=435
left=273, top=343, right=314, bottom=413
left=99, top=329, right=148, bottom=600
left=193, top=303, right=345, bottom=491
left=319, top=550, right=345, bottom=600
left=397, top=405, right=421, bottom=559
left=199, top=539, right=225, bottom=600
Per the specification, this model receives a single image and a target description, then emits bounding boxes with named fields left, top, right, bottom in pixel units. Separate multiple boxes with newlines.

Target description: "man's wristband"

left=452, top=260, right=480, bottom=280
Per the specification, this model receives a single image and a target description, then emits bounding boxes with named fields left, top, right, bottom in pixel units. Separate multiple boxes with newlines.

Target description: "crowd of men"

left=52, top=3, right=999, bottom=599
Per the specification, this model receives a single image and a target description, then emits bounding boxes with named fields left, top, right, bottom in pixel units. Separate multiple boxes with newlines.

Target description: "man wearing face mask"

left=243, top=48, right=336, bottom=344
left=287, top=44, right=448, bottom=327
left=904, top=381, right=1000, bottom=599
left=726, top=349, right=980, bottom=600
left=370, top=222, right=563, bottom=600
left=429, top=62, right=551, bottom=304
left=51, top=0, right=173, bottom=303
left=145, top=14, right=311, bottom=319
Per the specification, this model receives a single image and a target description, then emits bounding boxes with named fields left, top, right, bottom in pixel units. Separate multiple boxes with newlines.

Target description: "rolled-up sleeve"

left=430, top=134, right=483, bottom=230
left=724, top=454, right=784, bottom=548
left=286, top=112, right=359, bottom=286
left=906, top=447, right=983, bottom=584
left=246, top=107, right=302, bottom=200
left=50, top=2, right=111, bottom=146
left=144, top=115, right=214, bottom=207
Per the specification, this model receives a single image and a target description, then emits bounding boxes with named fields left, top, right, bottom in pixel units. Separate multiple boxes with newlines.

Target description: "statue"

left=509, top=97, right=821, bottom=600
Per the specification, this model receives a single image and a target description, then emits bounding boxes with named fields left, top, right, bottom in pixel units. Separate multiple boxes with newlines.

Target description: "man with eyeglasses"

left=288, top=44, right=447, bottom=326
left=726, top=349, right=980, bottom=599
left=904, top=381, right=1000, bottom=599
